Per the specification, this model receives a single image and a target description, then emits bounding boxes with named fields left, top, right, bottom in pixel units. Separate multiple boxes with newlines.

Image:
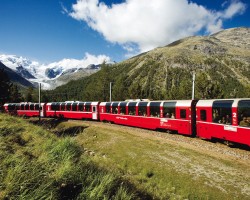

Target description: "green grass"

left=1, top=115, right=249, bottom=199
left=76, top=122, right=250, bottom=200
left=0, top=114, right=137, bottom=199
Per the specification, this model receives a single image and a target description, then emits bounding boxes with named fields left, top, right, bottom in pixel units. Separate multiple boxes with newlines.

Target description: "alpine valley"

left=0, top=54, right=108, bottom=89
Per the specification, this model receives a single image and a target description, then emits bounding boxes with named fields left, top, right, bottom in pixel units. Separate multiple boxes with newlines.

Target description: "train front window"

left=138, top=102, right=148, bottom=116
left=163, top=102, right=176, bottom=118
left=128, top=102, right=136, bottom=115
left=212, top=100, right=233, bottom=125
left=119, top=102, right=127, bottom=115
left=238, top=100, right=250, bottom=127
left=150, top=102, right=161, bottom=117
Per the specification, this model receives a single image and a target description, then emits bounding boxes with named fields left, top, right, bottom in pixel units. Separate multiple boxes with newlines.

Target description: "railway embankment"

left=1, top=114, right=249, bottom=199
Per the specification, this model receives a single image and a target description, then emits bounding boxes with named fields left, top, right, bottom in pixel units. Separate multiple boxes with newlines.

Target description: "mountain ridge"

left=47, top=27, right=250, bottom=101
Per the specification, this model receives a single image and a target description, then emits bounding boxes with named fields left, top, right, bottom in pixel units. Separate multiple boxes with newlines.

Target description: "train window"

left=21, top=104, right=25, bottom=110
left=8, top=104, right=14, bottom=111
left=35, top=104, right=39, bottom=110
left=150, top=102, right=161, bottom=117
left=128, top=102, right=136, bottom=115
left=119, top=102, right=127, bottom=115
left=112, top=103, right=119, bottom=114
left=25, top=104, right=29, bottom=110
left=55, top=103, right=60, bottom=111
left=61, top=103, right=66, bottom=111
left=180, top=109, right=186, bottom=119
left=163, top=102, right=176, bottom=118
left=30, top=104, right=34, bottom=110
left=138, top=102, right=148, bottom=116
left=79, top=103, right=84, bottom=111
left=85, top=103, right=91, bottom=112
left=238, top=100, right=250, bottom=127
left=72, top=103, right=77, bottom=111
left=66, top=103, right=71, bottom=111
left=105, top=103, right=111, bottom=113
left=212, top=100, right=233, bottom=125
left=200, top=110, right=207, bottom=121
left=14, top=104, right=20, bottom=110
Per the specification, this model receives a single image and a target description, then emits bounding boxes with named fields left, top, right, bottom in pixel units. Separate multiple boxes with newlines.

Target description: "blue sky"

left=0, top=0, right=249, bottom=64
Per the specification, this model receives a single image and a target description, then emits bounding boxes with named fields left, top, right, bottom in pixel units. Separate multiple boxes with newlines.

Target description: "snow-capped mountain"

left=0, top=53, right=111, bottom=89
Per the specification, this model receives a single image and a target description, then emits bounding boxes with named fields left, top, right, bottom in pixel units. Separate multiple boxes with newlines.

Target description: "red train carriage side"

left=4, top=102, right=46, bottom=117
left=99, top=100, right=197, bottom=135
left=46, top=101, right=99, bottom=120
left=196, top=99, right=250, bottom=146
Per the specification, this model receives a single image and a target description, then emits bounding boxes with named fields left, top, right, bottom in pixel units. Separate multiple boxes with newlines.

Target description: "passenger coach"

left=99, top=100, right=197, bottom=135
left=196, top=99, right=250, bottom=146
left=46, top=101, right=99, bottom=120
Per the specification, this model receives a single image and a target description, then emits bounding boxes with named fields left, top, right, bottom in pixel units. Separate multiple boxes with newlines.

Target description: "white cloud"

left=69, top=0, right=247, bottom=54
left=220, top=0, right=246, bottom=19
left=47, top=52, right=111, bottom=70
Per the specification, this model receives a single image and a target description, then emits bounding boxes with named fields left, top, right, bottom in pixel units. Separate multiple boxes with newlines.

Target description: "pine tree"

left=0, top=69, right=12, bottom=110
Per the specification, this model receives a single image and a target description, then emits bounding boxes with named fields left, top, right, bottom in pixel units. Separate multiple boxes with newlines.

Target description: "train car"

left=196, top=99, right=250, bottom=146
left=3, top=102, right=46, bottom=117
left=99, top=100, right=197, bottom=135
left=45, top=101, right=99, bottom=120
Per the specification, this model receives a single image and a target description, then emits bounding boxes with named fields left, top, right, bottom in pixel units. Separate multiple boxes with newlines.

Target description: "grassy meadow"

left=0, top=114, right=249, bottom=199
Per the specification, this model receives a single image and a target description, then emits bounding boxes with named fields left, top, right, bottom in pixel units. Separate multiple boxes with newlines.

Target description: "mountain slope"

left=47, top=27, right=250, bottom=101
left=0, top=55, right=105, bottom=89
left=0, top=62, right=34, bottom=88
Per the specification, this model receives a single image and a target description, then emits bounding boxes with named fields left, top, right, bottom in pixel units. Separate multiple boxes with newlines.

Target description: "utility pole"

left=192, top=72, right=195, bottom=100
left=110, top=82, right=112, bottom=102
left=38, top=83, right=41, bottom=122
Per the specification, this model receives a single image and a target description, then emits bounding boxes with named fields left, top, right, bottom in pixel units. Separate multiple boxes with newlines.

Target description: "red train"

left=3, top=98, right=250, bottom=147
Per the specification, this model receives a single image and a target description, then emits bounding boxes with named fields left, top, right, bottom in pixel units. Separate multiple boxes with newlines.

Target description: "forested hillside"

left=46, top=27, right=250, bottom=102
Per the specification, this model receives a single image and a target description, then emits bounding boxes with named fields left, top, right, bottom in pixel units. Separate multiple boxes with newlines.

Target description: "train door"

left=40, top=103, right=45, bottom=117
left=92, top=105, right=98, bottom=120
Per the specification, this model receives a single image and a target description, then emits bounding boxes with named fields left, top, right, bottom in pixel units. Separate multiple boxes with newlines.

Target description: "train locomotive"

left=3, top=98, right=250, bottom=147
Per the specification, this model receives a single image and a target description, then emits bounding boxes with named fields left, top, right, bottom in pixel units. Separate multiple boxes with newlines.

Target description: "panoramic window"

left=72, top=103, right=77, bottom=111
left=105, top=103, right=111, bottom=113
left=66, top=103, right=71, bottom=111
left=150, top=102, right=161, bottom=117
left=21, top=104, right=25, bottom=110
left=138, top=102, right=148, bottom=116
left=61, top=103, right=66, bottom=111
left=35, top=104, right=39, bottom=110
left=128, top=102, right=137, bottom=115
left=30, top=104, right=34, bottom=110
left=25, top=104, right=29, bottom=110
left=119, top=102, right=127, bottom=115
left=112, top=102, right=119, bottom=114
left=85, top=103, right=91, bottom=112
left=212, top=100, right=233, bottom=125
left=79, top=103, right=84, bottom=111
left=238, top=100, right=250, bottom=127
left=163, top=102, right=176, bottom=118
